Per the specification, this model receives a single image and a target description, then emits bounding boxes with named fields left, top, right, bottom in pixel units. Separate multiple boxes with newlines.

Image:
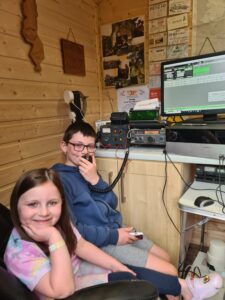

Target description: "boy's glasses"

left=67, top=142, right=96, bottom=153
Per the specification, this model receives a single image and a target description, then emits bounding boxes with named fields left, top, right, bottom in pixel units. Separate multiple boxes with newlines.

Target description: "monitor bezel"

left=161, top=50, right=225, bottom=120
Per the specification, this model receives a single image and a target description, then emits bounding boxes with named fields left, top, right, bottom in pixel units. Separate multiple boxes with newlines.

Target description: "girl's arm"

left=75, top=237, right=136, bottom=275
left=23, top=224, right=75, bottom=298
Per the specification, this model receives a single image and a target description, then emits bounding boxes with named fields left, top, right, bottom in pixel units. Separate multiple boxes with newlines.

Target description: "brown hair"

left=10, top=168, right=77, bottom=255
left=63, top=121, right=96, bottom=143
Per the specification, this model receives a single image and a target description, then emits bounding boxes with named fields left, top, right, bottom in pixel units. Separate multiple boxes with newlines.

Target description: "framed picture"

left=61, top=39, right=85, bottom=76
left=101, top=16, right=145, bottom=88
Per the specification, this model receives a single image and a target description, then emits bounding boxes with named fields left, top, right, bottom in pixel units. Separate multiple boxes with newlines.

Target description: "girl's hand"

left=75, top=237, right=136, bottom=277
left=111, top=263, right=136, bottom=276
left=22, top=223, right=61, bottom=244
left=79, top=155, right=99, bottom=185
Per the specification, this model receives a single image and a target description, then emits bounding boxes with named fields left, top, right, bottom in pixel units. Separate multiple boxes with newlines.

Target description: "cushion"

left=0, top=266, right=37, bottom=300
left=0, top=203, right=13, bottom=259
left=60, top=280, right=158, bottom=300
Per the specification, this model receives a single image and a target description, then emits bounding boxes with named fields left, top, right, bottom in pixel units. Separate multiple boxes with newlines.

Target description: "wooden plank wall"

left=0, top=0, right=101, bottom=206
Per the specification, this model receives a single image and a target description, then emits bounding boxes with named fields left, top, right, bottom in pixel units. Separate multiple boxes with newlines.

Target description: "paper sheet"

left=117, top=85, right=149, bottom=113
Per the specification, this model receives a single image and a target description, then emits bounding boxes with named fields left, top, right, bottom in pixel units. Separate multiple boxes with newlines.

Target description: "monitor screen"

left=161, top=51, right=225, bottom=121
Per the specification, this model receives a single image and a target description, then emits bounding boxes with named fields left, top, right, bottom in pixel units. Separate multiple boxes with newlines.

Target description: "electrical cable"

left=162, top=149, right=180, bottom=234
left=70, top=102, right=87, bottom=122
left=215, top=155, right=225, bottom=213
left=164, top=149, right=225, bottom=279
left=164, top=149, right=225, bottom=201
left=165, top=149, right=225, bottom=215
left=182, top=217, right=211, bottom=232
left=163, top=150, right=194, bottom=276
left=89, top=148, right=130, bottom=193
left=162, top=148, right=201, bottom=277
left=163, top=148, right=225, bottom=276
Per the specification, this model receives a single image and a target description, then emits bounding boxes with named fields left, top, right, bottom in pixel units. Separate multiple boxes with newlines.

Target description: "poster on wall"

left=149, top=32, right=167, bottom=47
left=169, top=0, right=191, bottom=15
left=167, top=13, right=188, bottom=30
left=149, top=17, right=167, bottom=34
left=167, top=44, right=189, bottom=59
left=149, top=2, right=167, bottom=20
left=101, top=16, right=145, bottom=88
left=168, top=28, right=189, bottom=45
left=117, top=85, right=149, bottom=112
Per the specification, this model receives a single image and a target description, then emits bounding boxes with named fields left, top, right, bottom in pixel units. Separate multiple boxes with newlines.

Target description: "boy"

left=52, top=121, right=177, bottom=276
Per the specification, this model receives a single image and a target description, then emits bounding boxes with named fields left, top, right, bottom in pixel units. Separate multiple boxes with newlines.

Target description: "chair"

left=0, top=202, right=158, bottom=300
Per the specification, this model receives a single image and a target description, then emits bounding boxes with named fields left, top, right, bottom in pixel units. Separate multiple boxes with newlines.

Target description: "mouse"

left=194, top=196, right=214, bottom=208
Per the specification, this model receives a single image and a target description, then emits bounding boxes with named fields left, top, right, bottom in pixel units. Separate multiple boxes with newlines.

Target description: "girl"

left=4, top=168, right=222, bottom=300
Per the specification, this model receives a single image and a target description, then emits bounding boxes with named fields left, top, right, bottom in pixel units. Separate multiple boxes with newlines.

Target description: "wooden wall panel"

left=0, top=144, right=21, bottom=165
left=0, top=152, right=63, bottom=187
left=0, top=0, right=100, bottom=204
left=21, top=135, right=63, bottom=159
left=0, top=135, right=62, bottom=165
left=99, top=0, right=147, bottom=24
left=0, top=101, right=68, bottom=121
left=0, top=185, right=14, bottom=207
left=0, top=119, right=69, bottom=144
left=0, top=57, right=98, bottom=85
left=191, top=217, right=225, bottom=246
left=0, top=79, right=99, bottom=100
left=0, top=152, right=63, bottom=206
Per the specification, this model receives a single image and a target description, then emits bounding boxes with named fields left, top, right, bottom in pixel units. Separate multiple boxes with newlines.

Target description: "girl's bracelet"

left=49, top=240, right=65, bottom=253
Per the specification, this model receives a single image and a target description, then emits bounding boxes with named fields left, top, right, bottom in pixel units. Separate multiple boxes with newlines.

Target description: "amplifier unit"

left=195, top=164, right=225, bottom=183
left=130, top=128, right=166, bottom=146
left=166, top=123, right=225, bottom=160
left=99, top=124, right=129, bottom=149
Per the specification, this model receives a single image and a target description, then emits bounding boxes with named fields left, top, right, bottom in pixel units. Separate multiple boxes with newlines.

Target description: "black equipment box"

left=130, top=127, right=166, bottom=146
left=110, top=112, right=129, bottom=124
left=129, top=120, right=166, bottom=129
left=99, top=123, right=129, bottom=149
left=195, top=164, right=225, bottom=184
left=166, top=123, right=225, bottom=159
left=129, top=120, right=166, bottom=146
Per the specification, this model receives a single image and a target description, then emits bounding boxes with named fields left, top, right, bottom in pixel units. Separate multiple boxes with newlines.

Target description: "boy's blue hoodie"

left=52, top=163, right=122, bottom=247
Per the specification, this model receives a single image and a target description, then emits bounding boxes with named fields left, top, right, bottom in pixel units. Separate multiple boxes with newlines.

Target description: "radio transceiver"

left=130, top=128, right=166, bottom=146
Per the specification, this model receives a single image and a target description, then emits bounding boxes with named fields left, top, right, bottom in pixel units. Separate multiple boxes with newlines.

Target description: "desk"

left=178, top=180, right=225, bottom=274
left=179, top=181, right=225, bottom=221
left=96, top=148, right=224, bottom=266
left=179, top=181, right=225, bottom=299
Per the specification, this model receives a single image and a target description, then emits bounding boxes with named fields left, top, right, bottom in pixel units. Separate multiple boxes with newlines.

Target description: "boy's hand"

left=117, top=227, right=139, bottom=245
left=79, top=155, right=99, bottom=185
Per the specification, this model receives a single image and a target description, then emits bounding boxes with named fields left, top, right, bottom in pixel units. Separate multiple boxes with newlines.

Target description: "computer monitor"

left=161, top=51, right=225, bottom=122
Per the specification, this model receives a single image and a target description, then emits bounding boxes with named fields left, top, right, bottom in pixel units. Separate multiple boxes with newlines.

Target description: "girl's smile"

left=17, top=181, right=62, bottom=229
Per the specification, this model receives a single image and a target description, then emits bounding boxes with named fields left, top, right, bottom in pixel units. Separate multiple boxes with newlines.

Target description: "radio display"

left=144, top=130, right=159, bottom=135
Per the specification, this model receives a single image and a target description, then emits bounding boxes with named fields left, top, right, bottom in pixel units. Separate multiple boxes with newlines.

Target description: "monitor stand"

left=203, top=114, right=225, bottom=124
left=182, top=114, right=225, bottom=125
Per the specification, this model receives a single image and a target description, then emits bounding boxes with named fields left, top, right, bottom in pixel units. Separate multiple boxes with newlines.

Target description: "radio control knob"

left=148, top=136, right=153, bottom=142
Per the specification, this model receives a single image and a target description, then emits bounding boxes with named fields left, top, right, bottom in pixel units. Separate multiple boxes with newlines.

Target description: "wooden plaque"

left=61, top=38, right=85, bottom=76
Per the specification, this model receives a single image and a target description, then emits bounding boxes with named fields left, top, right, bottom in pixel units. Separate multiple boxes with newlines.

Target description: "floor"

left=179, top=243, right=201, bottom=278
left=180, top=244, right=225, bottom=300
left=157, top=244, right=224, bottom=299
